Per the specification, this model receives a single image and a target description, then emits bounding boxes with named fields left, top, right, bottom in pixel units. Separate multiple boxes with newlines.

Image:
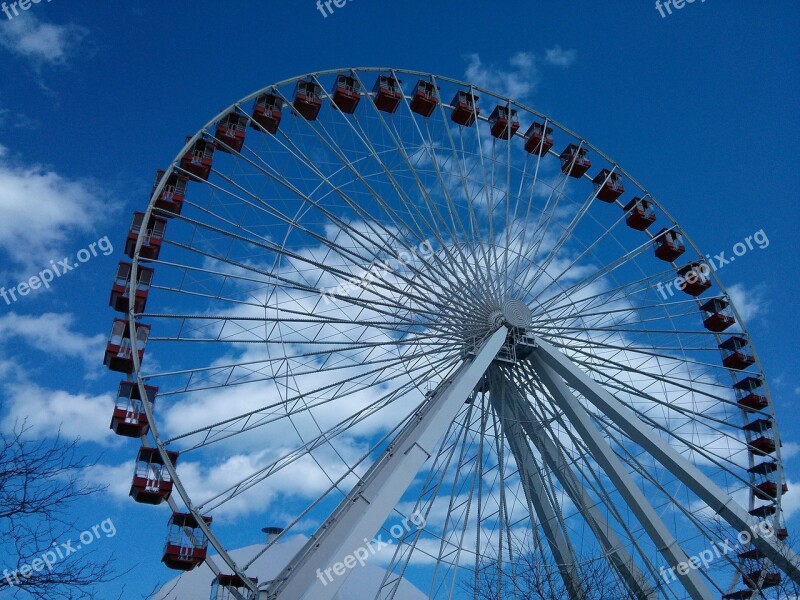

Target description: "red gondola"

left=293, top=79, right=323, bottom=121
left=720, top=336, right=755, bottom=370
left=372, top=75, right=403, bottom=113
left=676, top=262, right=712, bottom=297
left=130, top=447, right=178, bottom=505
left=153, top=170, right=188, bottom=216
left=559, top=144, right=591, bottom=178
left=109, top=262, right=154, bottom=314
left=624, top=197, right=656, bottom=230
left=162, top=512, right=212, bottom=571
left=450, top=90, right=479, bottom=126
left=110, top=380, right=156, bottom=437
left=214, top=111, right=248, bottom=153
left=125, top=212, right=167, bottom=260
left=524, top=121, right=554, bottom=155
left=331, top=74, right=361, bottom=114
left=409, top=80, right=438, bottom=116
left=747, top=418, right=778, bottom=456
left=211, top=574, right=259, bottom=600
left=592, top=169, right=624, bottom=202
left=251, top=93, right=283, bottom=134
left=700, top=297, right=735, bottom=332
left=488, top=105, right=519, bottom=140
left=180, top=138, right=215, bottom=181
left=653, top=228, right=685, bottom=262
left=734, top=376, right=768, bottom=410
left=104, top=319, right=150, bottom=374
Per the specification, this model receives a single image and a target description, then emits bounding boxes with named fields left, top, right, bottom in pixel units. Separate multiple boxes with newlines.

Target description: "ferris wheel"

left=103, top=68, right=799, bottom=600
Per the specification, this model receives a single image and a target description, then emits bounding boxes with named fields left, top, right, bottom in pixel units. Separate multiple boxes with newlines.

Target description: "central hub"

left=501, top=299, right=533, bottom=329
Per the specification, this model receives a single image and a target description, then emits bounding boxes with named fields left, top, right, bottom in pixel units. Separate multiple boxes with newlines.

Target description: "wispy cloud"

left=0, top=13, right=87, bottom=66
left=464, top=46, right=578, bottom=100
left=544, top=45, right=578, bottom=68
left=0, top=146, right=113, bottom=271
left=725, top=282, right=768, bottom=322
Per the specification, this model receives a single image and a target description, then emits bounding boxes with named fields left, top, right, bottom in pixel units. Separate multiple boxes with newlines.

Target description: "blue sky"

left=1, top=1, right=799, bottom=598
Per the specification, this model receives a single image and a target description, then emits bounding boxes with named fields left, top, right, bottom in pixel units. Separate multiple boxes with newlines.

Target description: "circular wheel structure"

left=105, top=68, right=799, bottom=600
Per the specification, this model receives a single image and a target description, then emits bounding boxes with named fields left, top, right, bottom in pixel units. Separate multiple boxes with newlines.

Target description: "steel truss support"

left=528, top=349, right=716, bottom=600
left=529, top=335, right=800, bottom=584
left=496, top=373, right=659, bottom=600
left=488, top=372, right=587, bottom=600
left=264, top=327, right=509, bottom=600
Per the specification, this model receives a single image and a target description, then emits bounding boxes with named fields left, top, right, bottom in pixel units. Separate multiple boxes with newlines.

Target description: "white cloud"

left=464, top=52, right=539, bottom=100
left=544, top=45, right=578, bottom=68
left=0, top=13, right=86, bottom=65
left=0, top=150, right=113, bottom=271
left=1, top=382, right=115, bottom=443
left=464, top=47, right=577, bottom=100
left=726, top=282, right=768, bottom=322
left=0, top=312, right=106, bottom=366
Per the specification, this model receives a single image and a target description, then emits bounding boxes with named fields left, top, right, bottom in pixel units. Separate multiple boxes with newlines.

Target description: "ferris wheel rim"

left=121, top=67, right=786, bottom=599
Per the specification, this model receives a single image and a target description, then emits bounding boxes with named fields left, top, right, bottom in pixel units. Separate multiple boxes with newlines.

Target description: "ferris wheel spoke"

left=333, top=70, right=495, bottom=305
left=528, top=222, right=657, bottom=306
left=162, top=350, right=460, bottom=449
left=497, top=370, right=660, bottom=598
left=487, top=372, right=586, bottom=599
left=529, top=335, right=800, bottom=582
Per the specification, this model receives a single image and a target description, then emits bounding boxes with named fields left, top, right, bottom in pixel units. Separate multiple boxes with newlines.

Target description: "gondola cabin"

left=211, top=574, right=259, bottom=600
left=559, top=144, right=591, bottom=178
left=489, top=105, right=520, bottom=140
left=293, top=79, right=323, bottom=121
left=624, top=197, right=656, bottom=230
left=746, top=418, right=777, bottom=456
left=110, top=380, right=157, bottom=437
left=700, top=297, right=735, bottom=332
left=451, top=90, right=479, bottom=126
left=592, top=169, right=625, bottom=202
left=410, top=80, right=438, bottom=116
left=251, top=93, right=283, bottom=134
left=162, top=512, right=212, bottom=571
left=331, top=74, right=361, bottom=114
left=676, top=262, right=712, bottom=296
left=180, top=138, right=215, bottom=181
left=130, top=447, right=178, bottom=505
left=104, top=319, right=150, bottom=374
left=524, top=121, right=554, bottom=155
left=214, top=111, right=247, bottom=153
left=653, top=228, right=685, bottom=262
left=748, top=504, right=776, bottom=518
left=125, top=212, right=167, bottom=260
left=153, top=170, right=188, bottom=216
left=372, top=75, right=403, bottom=113
left=734, top=376, right=768, bottom=410
left=109, top=262, right=154, bottom=314
left=720, top=336, right=755, bottom=370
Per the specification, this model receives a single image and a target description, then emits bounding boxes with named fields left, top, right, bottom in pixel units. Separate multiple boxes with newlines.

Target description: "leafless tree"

left=0, top=422, right=119, bottom=599
left=462, top=538, right=634, bottom=600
